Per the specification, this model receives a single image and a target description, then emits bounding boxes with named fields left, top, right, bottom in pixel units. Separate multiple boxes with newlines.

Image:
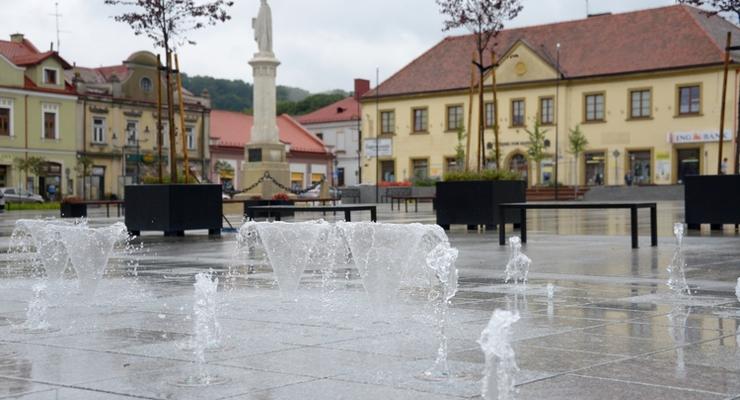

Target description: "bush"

left=141, top=174, right=199, bottom=184
left=443, top=169, right=522, bottom=182
left=272, top=192, right=290, bottom=201
left=412, top=176, right=440, bottom=187
left=378, top=181, right=412, bottom=187
left=7, top=202, right=61, bottom=211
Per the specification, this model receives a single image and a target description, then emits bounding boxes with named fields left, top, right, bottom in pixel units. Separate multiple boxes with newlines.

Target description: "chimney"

left=10, top=33, right=24, bottom=43
left=354, top=79, right=371, bottom=101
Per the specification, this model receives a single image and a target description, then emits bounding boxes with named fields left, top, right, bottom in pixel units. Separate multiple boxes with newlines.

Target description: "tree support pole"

left=718, top=32, right=731, bottom=174
left=175, top=54, right=189, bottom=184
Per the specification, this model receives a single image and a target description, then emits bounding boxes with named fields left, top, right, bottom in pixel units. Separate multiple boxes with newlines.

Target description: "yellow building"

left=0, top=34, right=79, bottom=199
left=361, top=5, right=740, bottom=187
left=70, top=51, right=211, bottom=199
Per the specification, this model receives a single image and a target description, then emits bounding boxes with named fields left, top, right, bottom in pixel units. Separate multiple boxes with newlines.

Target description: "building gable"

left=0, top=54, right=25, bottom=87
left=493, top=40, right=558, bottom=85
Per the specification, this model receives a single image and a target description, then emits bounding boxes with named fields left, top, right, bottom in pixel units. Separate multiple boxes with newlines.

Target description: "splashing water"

left=11, top=219, right=87, bottom=279
left=479, top=309, right=520, bottom=400
left=735, top=278, right=740, bottom=303
left=546, top=283, right=555, bottom=299
left=505, top=236, right=530, bottom=285
left=667, top=223, right=691, bottom=296
left=12, top=282, right=58, bottom=334
left=422, top=242, right=459, bottom=380
left=667, top=305, right=690, bottom=379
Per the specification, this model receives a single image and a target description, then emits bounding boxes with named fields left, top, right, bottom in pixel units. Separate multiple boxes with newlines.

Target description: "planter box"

left=685, top=175, right=740, bottom=229
left=243, top=199, right=295, bottom=218
left=60, top=203, right=87, bottom=218
left=436, top=180, right=526, bottom=230
left=125, top=184, right=222, bottom=236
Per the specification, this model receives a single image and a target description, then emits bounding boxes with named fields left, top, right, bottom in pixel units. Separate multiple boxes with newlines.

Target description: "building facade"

left=360, top=5, right=740, bottom=187
left=70, top=51, right=211, bottom=199
left=210, top=110, right=333, bottom=192
left=0, top=34, right=79, bottom=200
left=297, top=79, right=369, bottom=187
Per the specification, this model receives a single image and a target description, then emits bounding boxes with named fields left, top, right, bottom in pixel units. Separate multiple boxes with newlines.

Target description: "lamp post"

left=554, top=43, right=561, bottom=200
left=612, top=149, right=621, bottom=185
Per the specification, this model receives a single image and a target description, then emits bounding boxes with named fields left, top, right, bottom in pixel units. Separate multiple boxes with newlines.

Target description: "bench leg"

left=405, top=200, right=408, bottom=213
left=650, top=206, right=657, bottom=247
left=520, top=208, right=527, bottom=243
left=499, top=207, right=506, bottom=245
left=630, top=206, right=638, bottom=249
left=370, top=208, right=377, bottom=222
left=415, top=199, right=418, bottom=212
left=344, top=210, right=351, bottom=222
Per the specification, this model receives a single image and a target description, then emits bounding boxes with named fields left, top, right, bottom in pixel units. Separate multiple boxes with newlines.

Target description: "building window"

left=630, top=89, right=651, bottom=119
left=411, top=158, right=429, bottom=179
left=380, top=160, right=395, bottom=182
left=381, top=110, right=395, bottom=134
left=43, top=68, right=58, bottom=85
left=511, top=99, right=525, bottom=127
left=539, top=97, right=554, bottom=125
left=0, top=98, right=11, bottom=137
left=140, top=77, right=153, bottom=92
left=126, top=120, right=138, bottom=146
left=92, top=117, right=106, bottom=143
left=446, top=105, right=463, bottom=131
left=485, top=102, right=495, bottom=128
left=187, top=125, right=196, bottom=150
left=585, top=93, right=605, bottom=122
left=41, top=103, right=59, bottom=139
left=678, top=85, right=700, bottom=115
left=412, top=108, right=428, bottom=132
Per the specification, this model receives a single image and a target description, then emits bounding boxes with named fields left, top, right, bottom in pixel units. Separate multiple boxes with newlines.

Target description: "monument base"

left=238, top=143, right=290, bottom=199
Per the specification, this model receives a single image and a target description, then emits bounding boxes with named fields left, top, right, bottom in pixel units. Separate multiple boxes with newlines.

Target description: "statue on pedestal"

left=252, top=0, right=273, bottom=54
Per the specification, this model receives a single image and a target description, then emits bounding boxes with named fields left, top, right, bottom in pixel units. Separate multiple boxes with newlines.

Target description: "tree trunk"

left=477, top=51, right=485, bottom=171
left=491, top=51, right=500, bottom=170
left=166, top=51, right=177, bottom=183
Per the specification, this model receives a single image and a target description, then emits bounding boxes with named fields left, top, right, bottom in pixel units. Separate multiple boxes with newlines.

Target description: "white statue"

left=252, top=0, right=273, bottom=54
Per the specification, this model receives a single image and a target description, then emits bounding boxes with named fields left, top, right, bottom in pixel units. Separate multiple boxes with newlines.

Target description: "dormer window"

left=140, top=77, right=153, bottom=93
left=336, top=107, right=346, bottom=114
left=43, top=68, right=58, bottom=85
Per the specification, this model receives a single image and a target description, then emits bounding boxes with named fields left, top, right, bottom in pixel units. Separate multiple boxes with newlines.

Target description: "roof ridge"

left=300, top=96, right=354, bottom=118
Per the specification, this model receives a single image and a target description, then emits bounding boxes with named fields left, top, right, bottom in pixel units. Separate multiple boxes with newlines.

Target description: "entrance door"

left=676, top=148, right=700, bottom=184
left=91, top=166, right=105, bottom=200
left=380, top=160, right=395, bottom=182
left=584, top=152, right=606, bottom=186
left=0, top=165, right=7, bottom=187
left=628, top=151, right=651, bottom=185
left=337, top=167, right=345, bottom=187
left=509, top=154, right=528, bottom=183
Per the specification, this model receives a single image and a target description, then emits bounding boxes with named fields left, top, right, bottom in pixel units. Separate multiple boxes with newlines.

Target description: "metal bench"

left=389, top=195, right=436, bottom=212
left=246, top=204, right=377, bottom=222
left=498, top=201, right=658, bottom=249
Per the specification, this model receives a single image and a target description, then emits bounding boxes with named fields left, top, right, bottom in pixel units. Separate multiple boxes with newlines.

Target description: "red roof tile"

left=210, top=110, right=328, bottom=154
left=0, top=38, right=71, bottom=68
left=365, top=5, right=740, bottom=99
left=295, top=97, right=360, bottom=125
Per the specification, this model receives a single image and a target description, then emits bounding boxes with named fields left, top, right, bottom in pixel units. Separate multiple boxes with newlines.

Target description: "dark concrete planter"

left=684, top=175, right=740, bottom=229
left=436, top=180, right=526, bottom=230
left=125, top=184, right=222, bottom=236
left=243, top=199, right=295, bottom=218
left=60, top=203, right=87, bottom=218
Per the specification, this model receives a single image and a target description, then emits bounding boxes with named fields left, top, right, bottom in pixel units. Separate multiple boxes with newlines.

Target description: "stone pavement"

left=0, top=201, right=738, bottom=399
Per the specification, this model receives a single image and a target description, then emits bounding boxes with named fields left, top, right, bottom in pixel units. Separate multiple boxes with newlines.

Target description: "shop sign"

left=363, top=138, right=392, bottom=157
left=667, top=131, right=732, bottom=144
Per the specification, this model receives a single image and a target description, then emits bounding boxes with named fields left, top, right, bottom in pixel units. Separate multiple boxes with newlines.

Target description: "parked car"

left=298, top=184, right=341, bottom=199
left=0, top=188, right=44, bottom=203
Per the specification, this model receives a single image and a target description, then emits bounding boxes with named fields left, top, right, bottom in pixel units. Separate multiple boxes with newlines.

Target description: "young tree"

left=568, top=125, right=588, bottom=196
left=678, top=0, right=740, bottom=24
left=438, top=0, right=523, bottom=171
left=525, top=119, right=548, bottom=186
left=454, top=125, right=467, bottom=170
left=13, top=156, right=46, bottom=192
left=105, top=0, right=234, bottom=183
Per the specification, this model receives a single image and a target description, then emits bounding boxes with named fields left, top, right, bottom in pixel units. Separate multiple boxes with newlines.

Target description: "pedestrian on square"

left=720, top=158, right=728, bottom=175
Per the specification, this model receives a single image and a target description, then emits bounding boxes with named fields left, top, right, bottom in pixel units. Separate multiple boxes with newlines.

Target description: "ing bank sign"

left=667, top=130, right=732, bottom=144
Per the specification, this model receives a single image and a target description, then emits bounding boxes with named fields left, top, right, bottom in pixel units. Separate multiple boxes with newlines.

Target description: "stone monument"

left=242, top=0, right=290, bottom=197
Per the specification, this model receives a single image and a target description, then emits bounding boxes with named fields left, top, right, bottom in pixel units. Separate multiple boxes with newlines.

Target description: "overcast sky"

left=2, top=0, right=680, bottom=93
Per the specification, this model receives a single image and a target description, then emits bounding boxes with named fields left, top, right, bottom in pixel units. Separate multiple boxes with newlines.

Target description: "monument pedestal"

left=240, top=142, right=290, bottom=198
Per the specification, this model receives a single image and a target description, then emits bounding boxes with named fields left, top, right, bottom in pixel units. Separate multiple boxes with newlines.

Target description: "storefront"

left=627, top=150, right=652, bottom=185
left=676, top=148, right=701, bottom=184
left=584, top=152, right=606, bottom=186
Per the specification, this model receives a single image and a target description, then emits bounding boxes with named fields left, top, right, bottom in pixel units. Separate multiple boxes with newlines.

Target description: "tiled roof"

left=296, top=97, right=360, bottom=125
left=365, top=5, right=740, bottom=99
left=210, top=110, right=329, bottom=154
left=0, top=38, right=71, bottom=68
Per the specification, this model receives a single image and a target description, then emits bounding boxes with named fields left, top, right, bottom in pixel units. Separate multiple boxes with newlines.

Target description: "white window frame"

left=41, top=103, right=59, bottom=139
left=92, top=117, right=106, bottom=144
left=186, top=125, right=196, bottom=150
left=0, top=98, right=14, bottom=137
left=42, top=67, right=59, bottom=85
left=126, top=120, right=139, bottom=146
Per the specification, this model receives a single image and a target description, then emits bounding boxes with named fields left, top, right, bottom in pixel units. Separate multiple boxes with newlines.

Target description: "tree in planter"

left=454, top=125, right=467, bottom=171
left=13, top=156, right=46, bottom=193
left=568, top=125, right=589, bottom=197
left=525, top=119, right=548, bottom=186
left=105, top=0, right=234, bottom=183
left=437, top=0, right=523, bottom=171
left=74, top=156, right=94, bottom=200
